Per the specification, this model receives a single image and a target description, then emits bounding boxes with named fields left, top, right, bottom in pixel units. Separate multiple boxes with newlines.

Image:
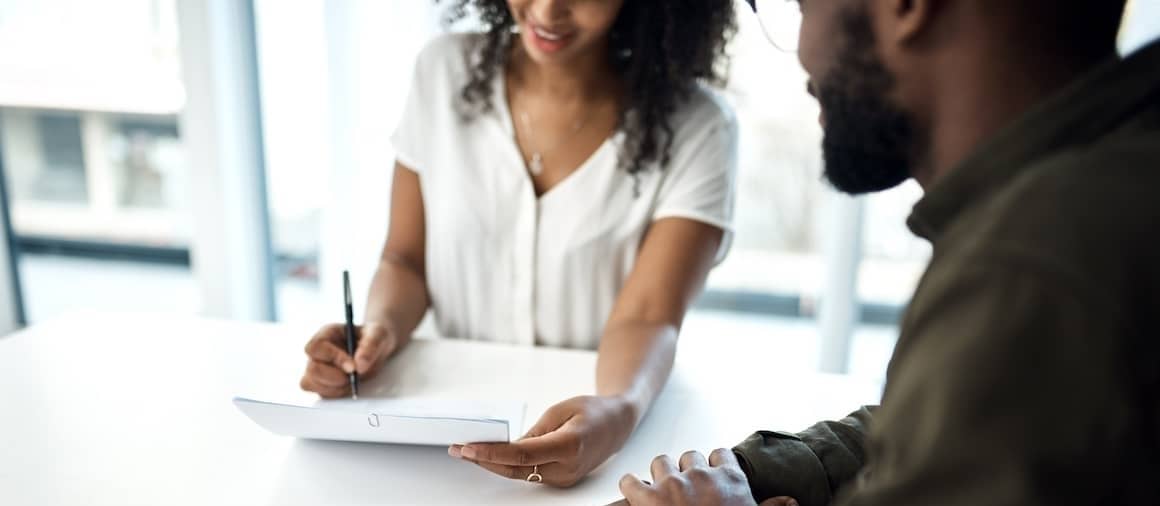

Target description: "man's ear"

left=879, top=0, right=940, bottom=44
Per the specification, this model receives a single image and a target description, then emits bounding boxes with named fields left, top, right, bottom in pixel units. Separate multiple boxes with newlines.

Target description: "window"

left=0, top=0, right=192, bottom=321
left=702, top=3, right=930, bottom=326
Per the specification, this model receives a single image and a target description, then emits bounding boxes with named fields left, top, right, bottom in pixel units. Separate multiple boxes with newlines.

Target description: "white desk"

left=0, top=312, right=882, bottom=505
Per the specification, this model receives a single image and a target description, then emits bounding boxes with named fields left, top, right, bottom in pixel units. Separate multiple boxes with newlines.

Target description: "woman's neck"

left=508, top=41, right=619, bottom=101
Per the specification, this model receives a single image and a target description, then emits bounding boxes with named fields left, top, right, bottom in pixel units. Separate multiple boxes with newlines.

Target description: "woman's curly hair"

left=439, top=0, right=736, bottom=178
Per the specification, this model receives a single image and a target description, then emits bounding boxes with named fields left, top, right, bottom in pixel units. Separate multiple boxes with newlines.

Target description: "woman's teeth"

left=533, top=26, right=565, bottom=41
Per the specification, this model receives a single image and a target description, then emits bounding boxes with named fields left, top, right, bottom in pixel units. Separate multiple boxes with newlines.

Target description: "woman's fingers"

left=522, top=398, right=579, bottom=438
left=466, top=458, right=528, bottom=480
left=301, top=322, right=412, bottom=398
left=305, top=360, right=349, bottom=388
left=450, top=398, right=601, bottom=487
left=465, top=459, right=573, bottom=487
left=460, top=400, right=583, bottom=467
left=353, top=324, right=395, bottom=376
left=457, top=430, right=577, bottom=467
left=450, top=444, right=573, bottom=487
left=301, top=325, right=354, bottom=396
left=304, top=325, right=354, bottom=373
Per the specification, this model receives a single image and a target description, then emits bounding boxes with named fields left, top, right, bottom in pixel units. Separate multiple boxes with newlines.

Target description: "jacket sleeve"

left=834, top=259, right=1147, bottom=505
left=733, top=406, right=875, bottom=506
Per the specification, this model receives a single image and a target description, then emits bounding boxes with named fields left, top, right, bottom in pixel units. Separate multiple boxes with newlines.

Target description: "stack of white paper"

left=233, top=397, right=525, bottom=446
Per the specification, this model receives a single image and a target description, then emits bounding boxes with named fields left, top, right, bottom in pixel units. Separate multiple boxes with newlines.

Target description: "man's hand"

left=618, top=449, right=799, bottom=506
left=449, top=395, right=637, bottom=487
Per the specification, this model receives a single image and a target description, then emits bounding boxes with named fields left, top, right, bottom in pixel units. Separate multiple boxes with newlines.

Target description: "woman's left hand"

left=449, top=395, right=638, bottom=487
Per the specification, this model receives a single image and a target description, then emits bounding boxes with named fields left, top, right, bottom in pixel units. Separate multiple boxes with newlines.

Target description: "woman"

left=300, top=0, right=738, bottom=487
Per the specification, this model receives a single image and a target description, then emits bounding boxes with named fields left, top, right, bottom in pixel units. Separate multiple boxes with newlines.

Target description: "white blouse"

left=390, top=33, right=738, bottom=350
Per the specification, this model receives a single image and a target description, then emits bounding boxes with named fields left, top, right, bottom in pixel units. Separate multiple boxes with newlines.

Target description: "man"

left=618, top=0, right=1160, bottom=505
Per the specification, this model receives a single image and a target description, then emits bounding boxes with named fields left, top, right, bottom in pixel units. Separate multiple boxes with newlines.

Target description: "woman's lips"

left=527, top=23, right=576, bottom=53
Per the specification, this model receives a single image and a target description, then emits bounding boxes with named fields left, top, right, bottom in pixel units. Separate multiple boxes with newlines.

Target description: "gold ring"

left=526, top=465, right=543, bottom=483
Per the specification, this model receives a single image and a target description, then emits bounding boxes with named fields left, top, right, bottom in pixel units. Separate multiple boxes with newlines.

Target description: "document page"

left=234, top=397, right=525, bottom=445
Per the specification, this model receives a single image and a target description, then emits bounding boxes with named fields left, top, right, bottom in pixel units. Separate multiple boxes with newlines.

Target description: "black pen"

left=343, top=270, right=360, bottom=399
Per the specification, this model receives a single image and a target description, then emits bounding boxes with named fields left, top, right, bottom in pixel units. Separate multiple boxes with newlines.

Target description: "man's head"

left=787, top=0, right=1127, bottom=194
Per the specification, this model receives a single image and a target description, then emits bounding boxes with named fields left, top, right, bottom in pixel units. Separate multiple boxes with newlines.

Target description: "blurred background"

left=0, top=0, right=1156, bottom=381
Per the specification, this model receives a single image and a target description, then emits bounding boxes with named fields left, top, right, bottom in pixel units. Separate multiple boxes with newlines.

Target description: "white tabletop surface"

left=0, top=312, right=882, bottom=505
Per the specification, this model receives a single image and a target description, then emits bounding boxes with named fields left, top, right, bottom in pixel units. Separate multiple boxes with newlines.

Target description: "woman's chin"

left=519, top=32, right=582, bottom=65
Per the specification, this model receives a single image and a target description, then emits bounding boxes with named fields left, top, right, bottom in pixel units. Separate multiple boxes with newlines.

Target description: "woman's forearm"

left=592, top=219, right=721, bottom=429
left=595, top=320, right=680, bottom=427
left=364, top=253, right=430, bottom=339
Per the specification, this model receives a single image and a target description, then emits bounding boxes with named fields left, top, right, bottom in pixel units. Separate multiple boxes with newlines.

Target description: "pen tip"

left=352, top=394, right=358, bottom=400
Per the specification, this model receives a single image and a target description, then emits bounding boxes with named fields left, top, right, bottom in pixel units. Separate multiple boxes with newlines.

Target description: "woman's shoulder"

left=411, top=32, right=488, bottom=87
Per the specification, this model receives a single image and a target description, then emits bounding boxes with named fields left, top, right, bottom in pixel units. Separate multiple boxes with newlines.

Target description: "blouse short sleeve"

left=389, top=34, right=468, bottom=175
left=652, top=90, right=739, bottom=264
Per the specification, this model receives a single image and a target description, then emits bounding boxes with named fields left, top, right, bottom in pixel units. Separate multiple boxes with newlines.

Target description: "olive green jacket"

left=734, top=40, right=1160, bottom=506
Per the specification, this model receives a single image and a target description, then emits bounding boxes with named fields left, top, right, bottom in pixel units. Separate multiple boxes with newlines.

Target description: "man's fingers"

left=649, top=454, right=679, bottom=480
left=708, top=448, right=739, bottom=468
left=305, top=335, right=354, bottom=373
left=618, top=474, right=656, bottom=504
left=306, top=360, right=349, bottom=388
left=678, top=451, right=708, bottom=471
left=460, top=431, right=574, bottom=466
left=759, top=497, right=800, bottom=506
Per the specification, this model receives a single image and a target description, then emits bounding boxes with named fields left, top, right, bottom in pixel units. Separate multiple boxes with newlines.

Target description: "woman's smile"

left=525, top=19, right=577, bottom=54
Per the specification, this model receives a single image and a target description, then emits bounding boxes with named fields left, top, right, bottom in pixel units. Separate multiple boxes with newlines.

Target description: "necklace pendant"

left=529, top=152, right=544, bottom=175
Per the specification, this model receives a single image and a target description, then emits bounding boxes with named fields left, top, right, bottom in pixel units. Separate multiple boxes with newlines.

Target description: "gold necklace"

left=517, top=107, right=590, bottom=175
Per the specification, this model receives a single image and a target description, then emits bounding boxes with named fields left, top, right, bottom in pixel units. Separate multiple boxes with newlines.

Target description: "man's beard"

left=817, top=6, right=922, bottom=195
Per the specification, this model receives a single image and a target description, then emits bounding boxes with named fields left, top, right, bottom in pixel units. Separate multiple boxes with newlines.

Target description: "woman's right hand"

left=299, top=322, right=403, bottom=398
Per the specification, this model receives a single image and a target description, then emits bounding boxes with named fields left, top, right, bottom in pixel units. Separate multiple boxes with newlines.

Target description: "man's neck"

left=915, top=47, right=1115, bottom=189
